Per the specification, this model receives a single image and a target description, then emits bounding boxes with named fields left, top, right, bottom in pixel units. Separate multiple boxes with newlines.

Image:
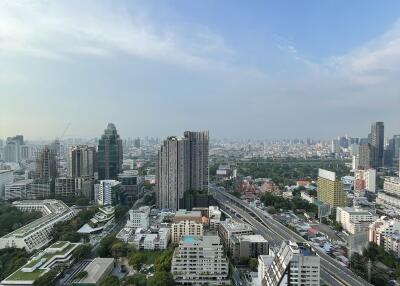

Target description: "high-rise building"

left=317, top=169, right=346, bottom=208
left=261, top=241, right=320, bottom=286
left=5, top=179, right=33, bottom=200
left=0, top=170, right=14, bottom=200
left=156, top=131, right=209, bottom=210
left=171, top=235, right=229, bottom=285
left=157, top=136, right=190, bottom=210
left=184, top=131, right=209, bottom=191
left=354, top=169, right=376, bottom=193
left=358, top=143, right=372, bottom=169
left=36, top=145, right=57, bottom=180
left=369, top=122, right=384, bottom=168
left=97, top=124, right=123, bottom=180
left=95, top=180, right=122, bottom=206
left=67, top=145, right=97, bottom=178
left=134, top=137, right=140, bottom=148
left=393, top=135, right=400, bottom=159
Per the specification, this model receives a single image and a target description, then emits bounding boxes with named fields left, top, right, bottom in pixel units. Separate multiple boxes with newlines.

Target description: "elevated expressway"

left=213, top=188, right=373, bottom=286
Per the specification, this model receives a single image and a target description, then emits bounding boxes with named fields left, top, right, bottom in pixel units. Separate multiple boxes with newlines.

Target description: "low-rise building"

left=5, top=179, right=34, bottom=200
left=173, top=209, right=203, bottom=224
left=78, top=206, right=115, bottom=234
left=336, top=207, right=373, bottom=234
left=230, top=234, right=269, bottom=263
left=218, top=221, right=253, bottom=250
left=172, top=220, right=203, bottom=244
left=128, top=228, right=171, bottom=250
left=1, top=241, right=80, bottom=286
left=127, top=206, right=150, bottom=229
left=0, top=200, right=75, bottom=252
left=171, top=235, right=229, bottom=285
left=72, top=258, right=114, bottom=286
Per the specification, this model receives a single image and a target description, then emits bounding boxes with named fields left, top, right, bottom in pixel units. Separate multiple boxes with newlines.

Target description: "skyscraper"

left=358, top=143, right=372, bottom=169
left=4, top=135, right=23, bottom=163
left=97, top=123, right=123, bottom=180
left=184, top=131, right=209, bottom=191
left=157, top=136, right=189, bottom=210
left=67, top=145, right=97, bottom=177
left=156, top=131, right=209, bottom=210
left=36, top=145, right=57, bottom=180
left=369, top=122, right=384, bottom=168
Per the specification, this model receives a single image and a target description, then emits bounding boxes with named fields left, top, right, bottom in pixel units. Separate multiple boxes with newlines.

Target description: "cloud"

left=0, top=0, right=233, bottom=69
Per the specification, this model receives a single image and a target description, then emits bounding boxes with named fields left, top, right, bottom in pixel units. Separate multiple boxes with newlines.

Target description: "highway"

left=213, top=187, right=373, bottom=286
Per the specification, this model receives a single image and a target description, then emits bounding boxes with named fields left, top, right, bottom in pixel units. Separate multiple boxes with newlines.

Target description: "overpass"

left=213, top=188, right=373, bottom=286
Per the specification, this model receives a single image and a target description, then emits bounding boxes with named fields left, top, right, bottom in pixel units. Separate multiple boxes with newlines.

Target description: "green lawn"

left=6, top=269, right=46, bottom=281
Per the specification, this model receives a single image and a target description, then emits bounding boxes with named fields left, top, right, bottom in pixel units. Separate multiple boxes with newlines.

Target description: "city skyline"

left=1, top=1, right=400, bottom=139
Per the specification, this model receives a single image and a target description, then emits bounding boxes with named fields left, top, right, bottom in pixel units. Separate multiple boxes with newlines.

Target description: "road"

left=213, top=187, right=373, bottom=286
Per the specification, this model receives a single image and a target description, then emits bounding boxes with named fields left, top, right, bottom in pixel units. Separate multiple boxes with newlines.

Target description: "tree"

left=72, top=244, right=91, bottom=262
left=122, top=273, right=147, bottom=286
left=33, top=268, right=58, bottom=286
left=111, top=242, right=128, bottom=259
left=99, top=276, right=120, bottom=286
left=97, top=236, right=120, bottom=258
left=115, top=205, right=129, bottom=220
left=249, top=258, right=258, bottom=271
left=0, top=248, right=30, bottom=280
left=239, top=256, right=249, bottom=266
left=146, top=271, right=174, bottom=286
left=128, top=252, right=145, bottom=270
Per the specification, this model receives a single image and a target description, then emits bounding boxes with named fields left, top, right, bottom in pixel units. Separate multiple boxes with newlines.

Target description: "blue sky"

left=1, top=0, right=400, bottom=139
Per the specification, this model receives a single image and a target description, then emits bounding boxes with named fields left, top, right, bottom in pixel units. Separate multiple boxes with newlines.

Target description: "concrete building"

left=172, top=220, right=203, bottom=244
left=358, top=143, right=372, bottom=170
left=118, top=170, right=143, bottom=202
left=354, top=169, right=376, bottom=192
left=156, top=136, right=189, bottom=210
left=383, top=177, right=400, bottom=196
left=127, top=228, right=171, bottom=250
left=171, top=235, right=229, bottom=285
left=0, top=169, right=13, bottom=200
left=1, top=241, right=80, bottom=286
left=369, top=219, right=400, bottom=258
left=29, top=179, right=52, bottom=199
left=35, top=145, right=57, bottom=180
left=78, top=206, right=115, bottom=234
left=73, top=258, right=114, bottom=286
left=127, top=206, right=150, bottom=229
left=173, top=209, right=203, bottom=224
left=317, top=169, right=346, bottom=208
left=67, top=145, right=97, bottom=178
left=261, top=241, right=320, bottom=286
left=336, top=207, right=373, bottom=234
left=5, top=179, right=33, bottom=200
left=230, top=234, right=269, bottom=263
left=96, top=180, right=122, bottom=206
left=0, top=200, right=75, bottom=252
left=156, top=131, right=209, bottom=211
left=218, top=221, right=253, bottom=250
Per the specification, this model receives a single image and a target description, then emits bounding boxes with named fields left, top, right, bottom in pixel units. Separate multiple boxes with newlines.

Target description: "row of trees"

left=237, top=159, right=350, bottom=187
left=350, top=243, right=400, bottom=285
left=0, top=203, right=42, bottom=237
left=261, top=192, right=317, bottom=214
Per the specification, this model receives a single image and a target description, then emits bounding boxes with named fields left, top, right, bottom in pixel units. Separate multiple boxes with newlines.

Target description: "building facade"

left=171, top=220, right=203, bottom=244
left=67, top=145, right=97, bottom=178
left=171, top=235, right=229, bottom=285
left=97, top=123, right=123, bottom=180
left=317, top=169, right=346, bottom=208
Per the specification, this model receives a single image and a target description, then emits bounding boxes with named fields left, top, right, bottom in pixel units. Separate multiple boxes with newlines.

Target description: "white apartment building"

left=171, top=235, right=229, bottom=285
left=209, top=206, right=222, bottom=230
left=128, top=228, right=171, bottom=250
left=96, top=180, right=121, bottom=205
left=218, top=221, right=253, bottom=249
left=383, top=177, right=400, bottom=196
left=0, top=200, right=75, bottom=252
left=127, top=206, right=150, bottom=229
left=172, top=220, right=203, bottom=244
left=354, top=169, right=376, bottom=192
left=369, top=219, right=400, bottom=257
left=336, top=207, right=373, bottom=234
left=261, top=241, right=320, bottom=286
left=5, top=179, right=33, bottom=200
left=0, top=169, right=13, bottom=200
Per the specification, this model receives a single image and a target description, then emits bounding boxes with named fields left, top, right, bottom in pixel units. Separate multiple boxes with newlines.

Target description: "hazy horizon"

left=1, top=1, right=400, bottom=139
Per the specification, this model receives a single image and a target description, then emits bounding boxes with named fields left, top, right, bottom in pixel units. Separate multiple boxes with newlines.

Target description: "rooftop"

left=76, top=258, right=114, bottom=284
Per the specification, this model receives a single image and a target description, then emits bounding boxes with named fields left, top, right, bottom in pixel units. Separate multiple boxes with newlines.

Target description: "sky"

left=1, top=0, right=400, bottom=140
